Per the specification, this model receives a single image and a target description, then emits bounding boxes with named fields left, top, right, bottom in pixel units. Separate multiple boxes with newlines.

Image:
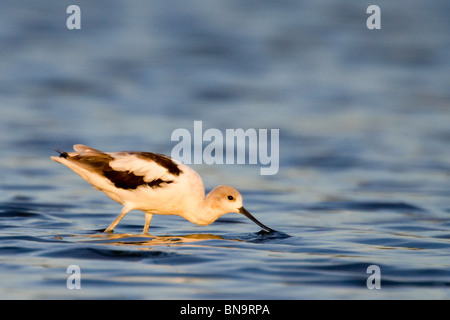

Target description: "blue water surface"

left=0, top=0, right=449, bottom=299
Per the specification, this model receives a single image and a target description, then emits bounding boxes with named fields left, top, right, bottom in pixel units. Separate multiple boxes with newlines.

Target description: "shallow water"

left=1, top=0, right=450, bottom=299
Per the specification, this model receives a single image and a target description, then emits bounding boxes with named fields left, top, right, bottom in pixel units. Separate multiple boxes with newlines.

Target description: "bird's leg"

left=104, top=206, right=131, bottom=232
left=143, top=212, right=153, bottom=234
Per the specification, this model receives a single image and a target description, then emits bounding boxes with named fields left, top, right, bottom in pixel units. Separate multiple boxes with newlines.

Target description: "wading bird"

left=51, top=145, right=275, bottom=234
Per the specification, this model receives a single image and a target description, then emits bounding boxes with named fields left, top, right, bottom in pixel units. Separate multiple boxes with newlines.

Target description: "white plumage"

left=51, top=144, right=274, bottom=234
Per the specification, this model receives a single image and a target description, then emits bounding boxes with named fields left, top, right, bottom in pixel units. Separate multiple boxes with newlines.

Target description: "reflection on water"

left=71, top=229, right=292, bottom=248
left=78, top=232, right=229, bottom=247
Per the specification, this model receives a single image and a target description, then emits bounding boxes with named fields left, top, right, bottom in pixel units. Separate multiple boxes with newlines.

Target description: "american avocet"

left=51, top=144, right=275, bottom=234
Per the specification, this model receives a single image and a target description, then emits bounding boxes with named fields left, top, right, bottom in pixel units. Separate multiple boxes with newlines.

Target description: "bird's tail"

left=54, top=149, right=69, bottom=158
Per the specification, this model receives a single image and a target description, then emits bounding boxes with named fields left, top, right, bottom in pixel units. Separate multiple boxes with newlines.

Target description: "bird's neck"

left=185, top=194, right=225, bottom=226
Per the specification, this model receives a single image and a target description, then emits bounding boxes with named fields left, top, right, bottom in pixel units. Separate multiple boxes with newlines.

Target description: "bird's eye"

left=227, top=195, right=234, bottom=201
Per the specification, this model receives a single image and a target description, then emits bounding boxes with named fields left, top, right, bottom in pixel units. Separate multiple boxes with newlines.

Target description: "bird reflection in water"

left=77, top=232, right=236, bottom=248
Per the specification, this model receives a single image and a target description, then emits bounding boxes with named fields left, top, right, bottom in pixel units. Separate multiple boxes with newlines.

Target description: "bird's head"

left=206, top=185, right=275, bottom=232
